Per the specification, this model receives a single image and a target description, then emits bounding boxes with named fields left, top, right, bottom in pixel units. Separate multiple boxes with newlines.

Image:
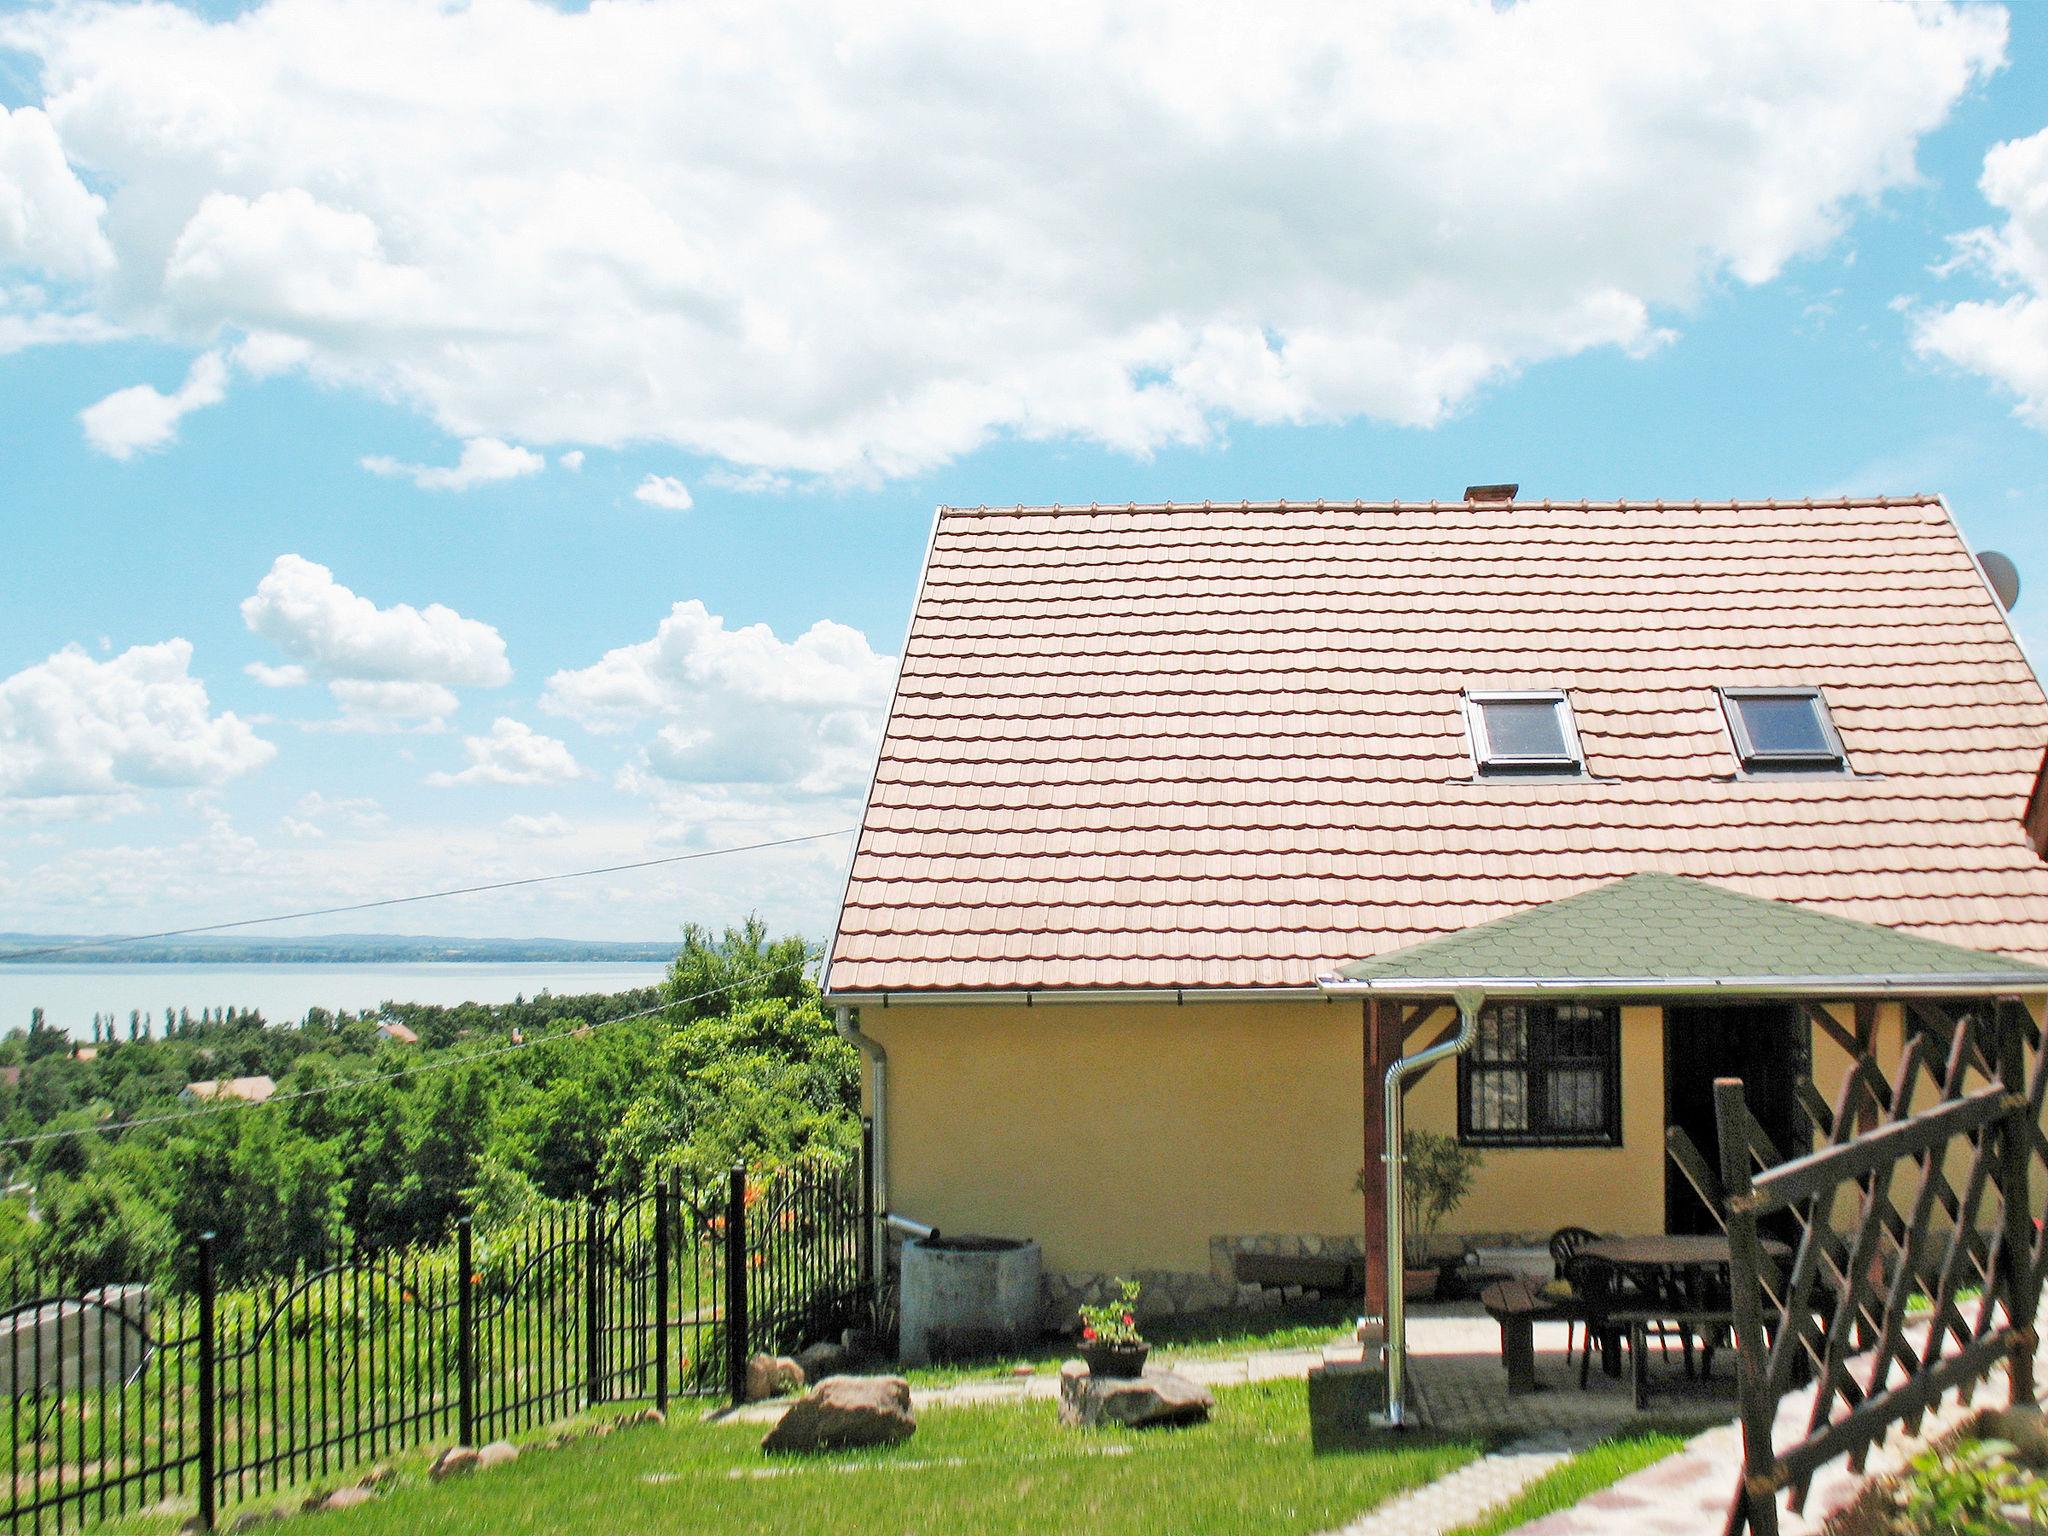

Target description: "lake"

left=0, top=963, right=674, bottom=1037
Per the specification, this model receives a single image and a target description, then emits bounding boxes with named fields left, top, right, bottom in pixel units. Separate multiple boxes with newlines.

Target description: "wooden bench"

left=1230, top=1253, right=1360, bottom=1294
left=1604, top=1306, right=1736, bottom=1410
left=1479, top=1278, right=1578, bottom=1395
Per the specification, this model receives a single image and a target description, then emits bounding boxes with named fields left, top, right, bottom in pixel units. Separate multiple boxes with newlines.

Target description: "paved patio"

left=1403, top=1301, right=1742, bottom=1436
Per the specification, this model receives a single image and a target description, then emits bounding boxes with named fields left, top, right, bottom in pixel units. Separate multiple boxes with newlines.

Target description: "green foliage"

left=0, top=916, right=851, bottom=1291
left=1079, top=1279, right=1145, bottom=1347
left=29, top=1171, right=173, bottom=1289
left=1388, top=1131, right=1482, bottom=1267
left=1895, top=1438, right=2048, bottom=1536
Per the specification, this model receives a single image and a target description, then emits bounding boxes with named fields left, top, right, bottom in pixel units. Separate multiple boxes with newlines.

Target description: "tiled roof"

left=1330, top=873, right=2048, bottom=990
left=826, top=497, right=2048, bottom=995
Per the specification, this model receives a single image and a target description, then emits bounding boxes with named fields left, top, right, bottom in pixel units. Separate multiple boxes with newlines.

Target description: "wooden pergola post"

left=1362, top=997, right=1390, bottom=1318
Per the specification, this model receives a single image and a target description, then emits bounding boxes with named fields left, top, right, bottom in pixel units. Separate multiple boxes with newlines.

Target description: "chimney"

left=1463, top=483, right=1518, bottom=503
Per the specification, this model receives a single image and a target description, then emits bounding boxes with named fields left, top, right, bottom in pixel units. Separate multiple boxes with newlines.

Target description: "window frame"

left=1718, top=686, right=1849, bottom=775
left=1457, top=1001, right=1623, bottom=1149
left=1463, top=689, right=1587, bottom=778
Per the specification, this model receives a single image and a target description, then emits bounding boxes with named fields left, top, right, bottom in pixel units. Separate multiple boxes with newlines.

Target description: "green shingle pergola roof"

left=1323, top=873, right=2048, bottom=997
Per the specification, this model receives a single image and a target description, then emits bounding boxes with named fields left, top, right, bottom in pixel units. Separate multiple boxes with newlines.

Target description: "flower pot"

left=1403, top=1265, right=1440, bottom=1302
left=1081, top=1341, right=1149, bottom=1378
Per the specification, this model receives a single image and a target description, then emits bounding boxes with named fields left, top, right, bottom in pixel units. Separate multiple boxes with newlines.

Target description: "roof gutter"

left=821, top=986, right=1330, bottom=1007
left=1319, top=973, right=2048, bottom=999
left=1380, top=987, right=1484, bottom=1430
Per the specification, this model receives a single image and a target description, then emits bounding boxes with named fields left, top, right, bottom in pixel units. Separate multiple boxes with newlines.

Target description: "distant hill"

left=0, top=933, right=680, bottom=965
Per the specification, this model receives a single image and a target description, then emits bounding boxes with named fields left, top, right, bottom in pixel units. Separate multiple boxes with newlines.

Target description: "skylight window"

left=1720, top=688, right=1848, bottom=774
left=1465, top=691, right=1584, bottom=777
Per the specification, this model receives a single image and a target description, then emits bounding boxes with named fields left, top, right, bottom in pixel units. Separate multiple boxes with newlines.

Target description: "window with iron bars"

left=1458, top=1000, right=1622, bottom=1147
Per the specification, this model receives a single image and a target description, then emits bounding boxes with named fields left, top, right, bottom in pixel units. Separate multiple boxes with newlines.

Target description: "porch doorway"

left=1663, top=1001, right=1807, bottom=1234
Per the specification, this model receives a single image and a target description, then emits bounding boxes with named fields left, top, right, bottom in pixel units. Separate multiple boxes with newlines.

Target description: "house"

left=377, top=1021, right=419, bottom=1046
left=180, top=1075, right=277, bottom=1105
left=822, top=494, right=2048, bottom=1326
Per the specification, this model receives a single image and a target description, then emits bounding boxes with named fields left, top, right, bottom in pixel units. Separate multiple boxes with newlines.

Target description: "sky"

left=4, top=0, right=2048, bottom=946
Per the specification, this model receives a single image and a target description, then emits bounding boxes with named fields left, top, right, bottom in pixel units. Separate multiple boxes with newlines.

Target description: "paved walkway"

left=1321, top=1430, right=1597, bottom=1536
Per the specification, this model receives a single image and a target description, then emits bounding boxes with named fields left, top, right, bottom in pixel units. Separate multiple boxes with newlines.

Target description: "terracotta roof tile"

left=828, top=497, right=2048, bottom=992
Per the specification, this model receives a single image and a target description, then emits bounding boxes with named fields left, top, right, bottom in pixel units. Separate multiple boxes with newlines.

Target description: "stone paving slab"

left=1319, top=1430, right=1599, bottom=1536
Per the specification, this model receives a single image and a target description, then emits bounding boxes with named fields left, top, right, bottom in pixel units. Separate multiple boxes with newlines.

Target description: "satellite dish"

left=1979, top=550, right=2022, bottom=611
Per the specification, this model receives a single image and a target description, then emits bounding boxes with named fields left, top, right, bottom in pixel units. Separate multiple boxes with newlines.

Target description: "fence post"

left=860, top=1116, right=876, bottom=1305
left=725, top=1165, right=748, bottom=1405
left=654, top=1176, right=671, bottom=1414
left=456, top=1216, right=476, bottom=1445
left=1715, top=1078, right=1782, bottom=1536
left=585, top=1199, right=604, bottom=1406
left=196, top=1232, right=217, bottom=1532
left=1998, top=1005, right=2038, bottom=1406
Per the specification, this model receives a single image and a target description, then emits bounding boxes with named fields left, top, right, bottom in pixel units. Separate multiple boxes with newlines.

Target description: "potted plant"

left=1360, top=1131, right=1482, bottom=1303
left=1078, top=1279, right=1147, bottom=1377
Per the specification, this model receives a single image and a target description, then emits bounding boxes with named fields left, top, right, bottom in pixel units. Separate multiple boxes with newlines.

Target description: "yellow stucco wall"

left=860, top=998, right=1366, bottom=1276
left=858, top=993, right=2038, bottom=1278
left=1402, top=1004, right=1668, bottom=1238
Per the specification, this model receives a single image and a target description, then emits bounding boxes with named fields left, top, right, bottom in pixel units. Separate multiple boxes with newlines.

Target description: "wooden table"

left=1479, top=1278, right=1577, bottom=1395
left=1575, top=1235, right=1789, bottom=1405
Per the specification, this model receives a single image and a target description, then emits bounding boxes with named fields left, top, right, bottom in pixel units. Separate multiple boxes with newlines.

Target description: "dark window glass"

left=1723, top=688, right=1846, bottom=771
left=1735, top=695, right=1830, bottom=757
left=1481, top=700, right=1570, bottom=760
left=1458, top=1001, right=1621, bottom=1146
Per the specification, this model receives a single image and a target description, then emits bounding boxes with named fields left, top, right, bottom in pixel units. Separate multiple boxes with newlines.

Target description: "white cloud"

left=324, top=678, right=459, bottom=732
left=0, top=640, right=272, bottom=806
left=243, top=660, right=308, bottom=688
left=505, top=811, right=571, bottom=837
left=241, top=555, right=509, bottom=730
left=78, top=349, right=226, bottom=458
left=242, top=552, right=509, bottom=725
left=1, top=0, right=2005, bottom=479
left=427, top=717, right=583, bottom=787
left=1912, top=126, right=2048, bottom=430
left=632, top=474, right=693, bottom=511
left=704, top=466, right=794, bottom=495
left=543, top=599, right=893, bottom=795
left=362, top=436, right=545, bottom=491
left=557, top=450, right=584, bottom=471
left=0, top=105, right=111, bottom=278
left=294, top=790, right=388, bottom=830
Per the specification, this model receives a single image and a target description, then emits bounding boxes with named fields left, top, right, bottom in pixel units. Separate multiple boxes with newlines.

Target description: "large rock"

left=428, top=1445, right=479, bottom=1480
left=761, top=1375, right=917, bottom=1453
left=796, top=1340, right=851, bottom=1383
left=745, top=1353, right=805, bottom=1402
left=476, top=1440, right=519, bottom=1470
left=320, top=1487, right=376, bottom=1512
left=1057, top=1360, right=1213, bottom=1429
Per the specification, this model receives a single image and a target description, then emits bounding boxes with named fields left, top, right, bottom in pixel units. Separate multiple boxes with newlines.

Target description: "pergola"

left=1317, top=872, right=2048, bottom=1427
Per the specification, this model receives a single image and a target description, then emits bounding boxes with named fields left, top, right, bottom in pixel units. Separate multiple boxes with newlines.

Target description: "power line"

left=0, top=949, right=823, bottom=1151
left=0, top=828, right=856, bottom=963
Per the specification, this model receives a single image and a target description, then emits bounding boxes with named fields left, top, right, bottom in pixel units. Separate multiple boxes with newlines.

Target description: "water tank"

left=898, top=1235, right=1042, bottom=1365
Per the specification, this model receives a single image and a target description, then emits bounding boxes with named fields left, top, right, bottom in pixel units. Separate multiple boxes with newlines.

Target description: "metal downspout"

left=834, top=1006, right=887, bottom=1280
left=1380, top=987, right=1484, bottom=1428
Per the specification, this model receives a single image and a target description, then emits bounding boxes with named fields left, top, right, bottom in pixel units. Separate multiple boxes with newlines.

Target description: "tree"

left=31, top=1173, right=172, bottom=1289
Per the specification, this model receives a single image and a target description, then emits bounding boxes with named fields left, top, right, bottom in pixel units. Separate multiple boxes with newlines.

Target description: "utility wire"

left=0, top=949, right=824, bottom=1151
left=0, top=828, right=856, bottom=963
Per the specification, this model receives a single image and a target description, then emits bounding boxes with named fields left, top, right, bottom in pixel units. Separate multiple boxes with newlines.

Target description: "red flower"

left=1082, top=1326, right=1096, bottom=1341
left=1122, top=1313, right=1134, bottom=1327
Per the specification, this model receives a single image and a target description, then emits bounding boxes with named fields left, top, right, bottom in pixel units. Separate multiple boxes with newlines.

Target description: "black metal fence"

left=0, top=1131, right=872, bottom=1535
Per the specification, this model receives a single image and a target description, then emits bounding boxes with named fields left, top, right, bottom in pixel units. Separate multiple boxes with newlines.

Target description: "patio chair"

left=1547, top=1227, right=1600, bottom=1369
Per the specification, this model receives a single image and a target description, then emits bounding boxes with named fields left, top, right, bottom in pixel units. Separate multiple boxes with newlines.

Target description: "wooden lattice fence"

left=1709, top=999, right=2043, bottom=1536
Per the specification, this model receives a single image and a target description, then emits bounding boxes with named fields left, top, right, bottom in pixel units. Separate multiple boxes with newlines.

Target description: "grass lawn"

left=903, top=1296, right=1360, bottom=1387
left=295, top=1382, right=1481, bottom=1536
left=1441, top=1429, right=1692, bottom=1536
